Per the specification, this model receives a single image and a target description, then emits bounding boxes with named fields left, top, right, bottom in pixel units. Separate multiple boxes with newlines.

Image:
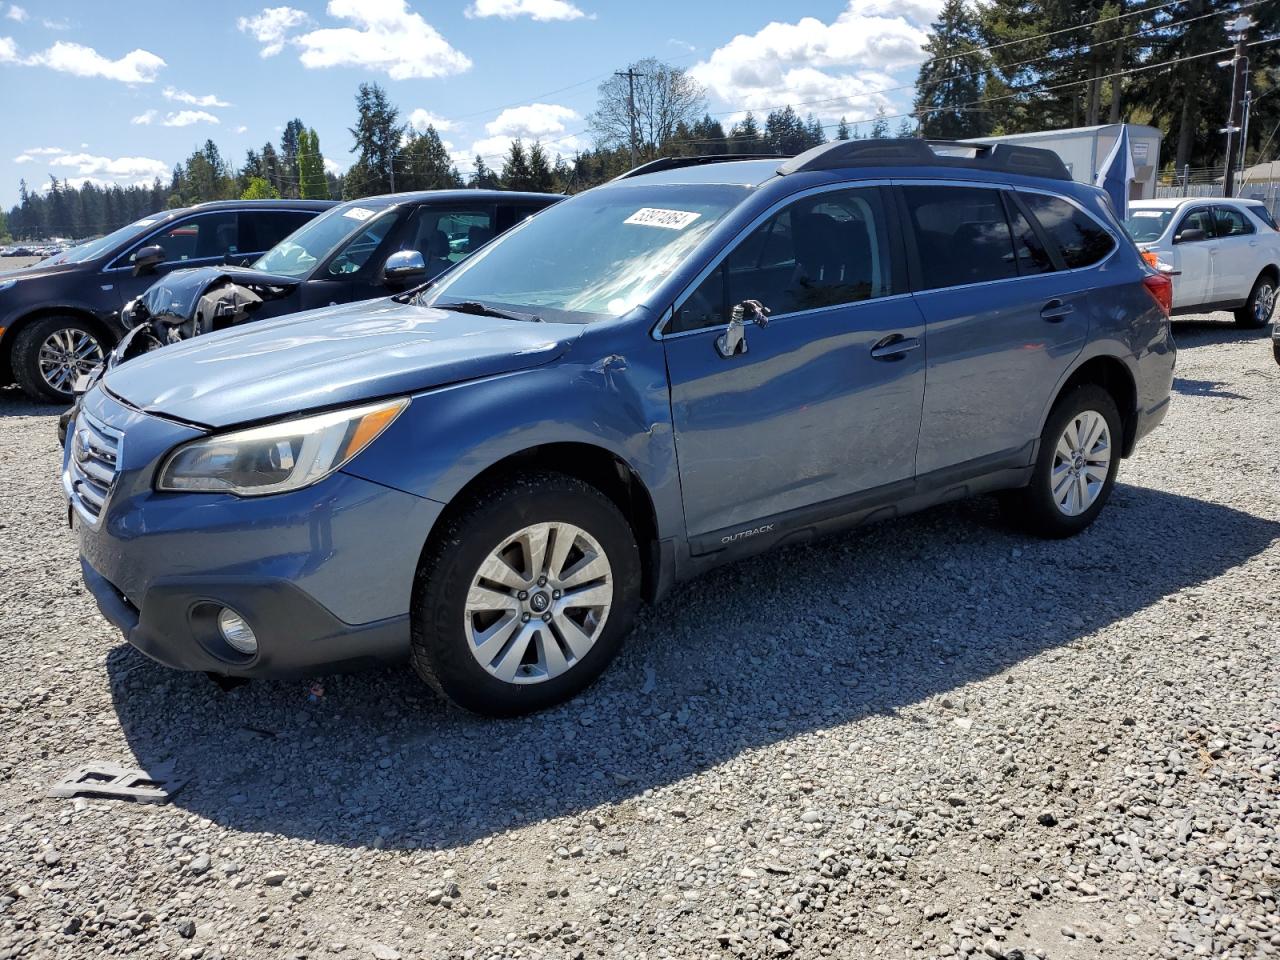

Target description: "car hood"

left=103, top=297, right=584, bottom=428
left=132, top=265, right=301, bottom=321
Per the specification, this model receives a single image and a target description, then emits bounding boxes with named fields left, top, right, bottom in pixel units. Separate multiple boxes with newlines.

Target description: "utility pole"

left=1221, top=14, right=1253, bottom=197
left=388, top=153, right=396, bottom=193
left=615, top=68, right=644, bottom=169
left=1238, top=89, right=1253, bottom=194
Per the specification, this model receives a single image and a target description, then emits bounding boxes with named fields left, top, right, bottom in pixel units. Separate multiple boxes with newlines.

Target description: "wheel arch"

left=1051, top=354, right=1139, bottom=456
left=0, top=306, right=115, bottom=383
left=423, top=441, right=665, bottom=602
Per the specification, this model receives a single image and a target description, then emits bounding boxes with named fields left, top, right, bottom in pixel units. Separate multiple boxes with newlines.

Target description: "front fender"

left=341, top=322, right=684, bottom=542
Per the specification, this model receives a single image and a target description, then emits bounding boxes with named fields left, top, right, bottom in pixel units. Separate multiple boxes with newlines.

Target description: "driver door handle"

left=1041, top=299, right=1075, bottom=322
left=870, top=334, right=921, bottom=360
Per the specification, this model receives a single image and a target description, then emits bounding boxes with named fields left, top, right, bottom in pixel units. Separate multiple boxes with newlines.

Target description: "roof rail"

left=614, top=153, right=787, bottom=180
left=777, top=138, right=1071, bottom=181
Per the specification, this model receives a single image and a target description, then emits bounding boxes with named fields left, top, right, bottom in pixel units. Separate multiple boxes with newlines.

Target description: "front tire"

left=11, top=316, right=107, bottom=403
left=1235, top=273, right=1276, bottom=329
left=1002, top=384, right=1122, bottom=539
left=410, top=472, right=641, bottom=716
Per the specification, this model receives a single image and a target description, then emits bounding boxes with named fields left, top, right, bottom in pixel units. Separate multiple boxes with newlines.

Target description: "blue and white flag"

left=1095, top=126, right=1135, bottom=219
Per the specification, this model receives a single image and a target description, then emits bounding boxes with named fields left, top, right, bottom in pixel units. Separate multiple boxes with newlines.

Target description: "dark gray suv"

left=65, top=140, right=1175, bottom=715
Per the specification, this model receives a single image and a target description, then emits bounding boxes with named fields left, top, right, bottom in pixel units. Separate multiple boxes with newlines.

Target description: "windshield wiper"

left=435, top=300, right=543, bottom=323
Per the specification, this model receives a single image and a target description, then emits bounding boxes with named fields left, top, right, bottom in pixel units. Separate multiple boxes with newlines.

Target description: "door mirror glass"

left=383, top=249, right=427, bottom=286
left=131, top=244, right=165, bottom=275
left=1175, top=227, right=1207, bottom=244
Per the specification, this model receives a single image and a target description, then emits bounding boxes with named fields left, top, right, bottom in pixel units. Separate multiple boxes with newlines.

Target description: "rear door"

left=901, top=182, right=1091, bottom=477
left=1209, top=205, right=1259, bottom=303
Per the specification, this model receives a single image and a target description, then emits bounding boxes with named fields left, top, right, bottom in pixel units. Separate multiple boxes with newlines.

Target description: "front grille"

left=68, top=411, right=122, bottom=525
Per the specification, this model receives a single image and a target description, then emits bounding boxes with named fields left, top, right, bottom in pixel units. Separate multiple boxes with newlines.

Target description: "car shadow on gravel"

left=106, top=483, right=1279, bottom=850
left=1171, top=319, right=1271, bottom=349
left=0, top=387, right=65, bottom=418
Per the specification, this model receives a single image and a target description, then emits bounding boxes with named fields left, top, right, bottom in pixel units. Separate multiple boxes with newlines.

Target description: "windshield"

left=419, top=184, right=752, bottom=323
left=57, top=217, right=166, bottom=264
left=1123, top=209, right=1174, bottom=243
left=253, top=201, right=391, bottom=278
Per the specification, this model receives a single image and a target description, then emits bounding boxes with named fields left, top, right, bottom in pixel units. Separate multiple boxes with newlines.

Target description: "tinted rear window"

left=240, top=211, right=316, bottom=252
left=1021, top=193, right=1115, bottom=269
left=902, top=185, right=1017, bottom=289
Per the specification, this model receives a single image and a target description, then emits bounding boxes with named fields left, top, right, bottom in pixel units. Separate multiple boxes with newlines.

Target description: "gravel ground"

left=0, top=257, right=44, bottom=275
left=0, top=315, right=1277, bottom=960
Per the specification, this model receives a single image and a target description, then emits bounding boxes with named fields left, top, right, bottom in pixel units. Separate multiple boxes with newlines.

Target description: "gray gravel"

left=1, top=315, right=1277, bottom=960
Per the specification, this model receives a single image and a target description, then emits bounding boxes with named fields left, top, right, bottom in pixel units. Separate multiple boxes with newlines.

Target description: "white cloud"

left=131, top=109, right=158, bottom=125
left=5, top=5, right=28, bottom=23
left=234, top=124, right=249, bottom=134
left=323, top=157, right=345, bottom=175
left=408, top=108, right=455, bottom=133
left=291, top=0, right=471, bottom=79
left=466, top=0, right=587, bottom=22
left=237, top=6, right=309, bottom=57
left=163, top=86, right=230, bottom=108
left=0, top=35, right=18, bottom=62
left=13, top=154, right=33, bottom=163
left=486, top=102, right=578, bottom=139
left=668, top=38, right=695, bottom=53
left=26, top=41, right=165, bottom=83
left=41, top=17, right=71, bottom=30
left=161, top=110, right=219, bottom=127
left=689, top=0, right=939, bottom=122
left=17, top=146, right=64, bottom=157
left=47, top=152, right=170, bottom=182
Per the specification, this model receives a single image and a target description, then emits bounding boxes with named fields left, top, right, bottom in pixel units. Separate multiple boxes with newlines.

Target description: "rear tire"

left=410, top=471, right=641, bottom=716
left=1002, top=384, right=1122, bottom=539
left=11, top=315, right=107, bottom=403
left=1235, top=273, right=1276, bottom=329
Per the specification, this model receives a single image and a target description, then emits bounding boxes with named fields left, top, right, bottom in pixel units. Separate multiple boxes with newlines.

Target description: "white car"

left=1124, top=198, right=1279, bottom=328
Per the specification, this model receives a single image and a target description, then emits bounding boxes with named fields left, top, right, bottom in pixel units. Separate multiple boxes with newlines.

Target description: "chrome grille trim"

left=66, top=411, right=122, bottom=526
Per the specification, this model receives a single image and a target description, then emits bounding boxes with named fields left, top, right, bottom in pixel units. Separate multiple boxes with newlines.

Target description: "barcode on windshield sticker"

left=343, top=207, right=376, bottom=221
left=625, top=208, right=701, bottom=230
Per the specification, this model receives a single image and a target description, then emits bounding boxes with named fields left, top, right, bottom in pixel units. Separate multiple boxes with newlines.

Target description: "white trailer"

left=965, top=123, right=1163, bottom=201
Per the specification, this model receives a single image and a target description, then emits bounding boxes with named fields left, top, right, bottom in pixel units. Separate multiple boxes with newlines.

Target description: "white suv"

left=1124, top=198, right=1279, bottom=328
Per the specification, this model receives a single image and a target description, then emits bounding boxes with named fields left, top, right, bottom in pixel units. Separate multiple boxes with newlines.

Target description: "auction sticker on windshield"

left=343, top=207, right=376, bottom=221
left=625, top=208, right=702, bottom=230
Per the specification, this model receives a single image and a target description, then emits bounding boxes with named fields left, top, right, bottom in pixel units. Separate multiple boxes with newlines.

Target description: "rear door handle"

left=870, top=334, right=921, bottom=360
left=1041, top=299, right=1075, bottom=322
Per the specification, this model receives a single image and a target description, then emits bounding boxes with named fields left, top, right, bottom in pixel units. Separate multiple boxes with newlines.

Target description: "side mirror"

left=1175, top=228, right=1206, bottom=244
left=716, top=300, right=772, bottom=358
left=383, top=249, right=427, bottom=287
left=132, top=244, right=165, bottom=275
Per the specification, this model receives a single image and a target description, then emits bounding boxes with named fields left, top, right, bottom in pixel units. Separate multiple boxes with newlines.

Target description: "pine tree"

left=241, top=177, right=280, bottom=200
left=501, top=140, right=533, bottom=190
left=348, top=82, right=404, bottom=196
left=914, top=0, right=991, bottom=139
left=870, top=107, right=890, bottom=139
left=730, top=112, right=761, bottom=152
left=690, top=114, right=729, bottom=155
left=896, top=118, right=916, bottom=139
left=470, top=155, right=501, bottom=189
left=526, top=141, right=555, bottom=192
left=400, top=126, right=461, bottom=191
left=279, top=118, right=306, bottom=198
left=836, top=118, right=851, bottom=141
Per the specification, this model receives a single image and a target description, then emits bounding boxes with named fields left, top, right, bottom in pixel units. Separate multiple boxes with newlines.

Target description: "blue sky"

left=0, top=0, right=943, bottom=207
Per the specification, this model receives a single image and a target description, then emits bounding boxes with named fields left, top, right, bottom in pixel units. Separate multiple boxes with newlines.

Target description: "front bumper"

left=68, top=386, right=443, bottom=677
left=80, top=558, right=410, bottom=677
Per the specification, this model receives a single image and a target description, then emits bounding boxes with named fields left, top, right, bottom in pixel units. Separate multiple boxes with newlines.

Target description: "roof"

left=606, top=159, right=780, bottom=187
left=337, top=189, right=563, bottom=206
left=1129, top=196, right=1260, bottom=210
left=1242, top=160, right=1280, bottom=182
left=977, top=123, right=1162, bottom=144
left=189, top=199, right=337, bottom=211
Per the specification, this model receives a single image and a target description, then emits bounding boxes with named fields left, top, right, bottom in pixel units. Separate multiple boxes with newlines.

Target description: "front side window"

left=253, top=202, right=393, bottom=279
left=401, top=207, right=494, bottom=275
left=149, top=212, right=239, bottom=263
left=674, top=186, right=893, bottom=332
left=1021, top=193, right=1115, bottom=269
left=903, top=185, right=1016, bottom=290
left=1174, top=207, right=1216, bottom=243
left=70, top=217, right=166, bottom=265
left=1213, top=207, right=1255, bottom=237
left=420, top=184, right=751, bottom=324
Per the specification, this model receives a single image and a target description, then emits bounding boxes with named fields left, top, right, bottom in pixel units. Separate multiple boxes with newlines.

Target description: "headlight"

left=156, top=398, right=408, bottom=496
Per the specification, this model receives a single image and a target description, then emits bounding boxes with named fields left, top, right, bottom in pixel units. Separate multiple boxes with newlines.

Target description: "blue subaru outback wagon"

left=64, top=140, right=1175, bottom=716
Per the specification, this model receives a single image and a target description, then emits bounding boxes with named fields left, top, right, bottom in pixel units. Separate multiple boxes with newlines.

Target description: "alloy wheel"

left=464, top=521, right=613, bottom=684
left=1256, top=283, right=1275, bottom=324
left=37, top=328, right=104, bottom=394
left=1051, top=409, right=1111, bottom=517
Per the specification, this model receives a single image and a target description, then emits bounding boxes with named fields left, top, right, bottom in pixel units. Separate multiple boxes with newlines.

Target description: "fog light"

left=216, top=607, right=258, bottom=656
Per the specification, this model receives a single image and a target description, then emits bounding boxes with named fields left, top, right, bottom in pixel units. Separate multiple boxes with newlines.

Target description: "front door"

left=664, top=184, right=926, bottom=543
left=110, top=211, right=243, bottom=305
left=1167, top=206, right=1216, bottom=308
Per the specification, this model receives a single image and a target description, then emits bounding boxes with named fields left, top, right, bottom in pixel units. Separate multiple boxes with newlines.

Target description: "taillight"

left=1142, top=273, right=1172, bottom=317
